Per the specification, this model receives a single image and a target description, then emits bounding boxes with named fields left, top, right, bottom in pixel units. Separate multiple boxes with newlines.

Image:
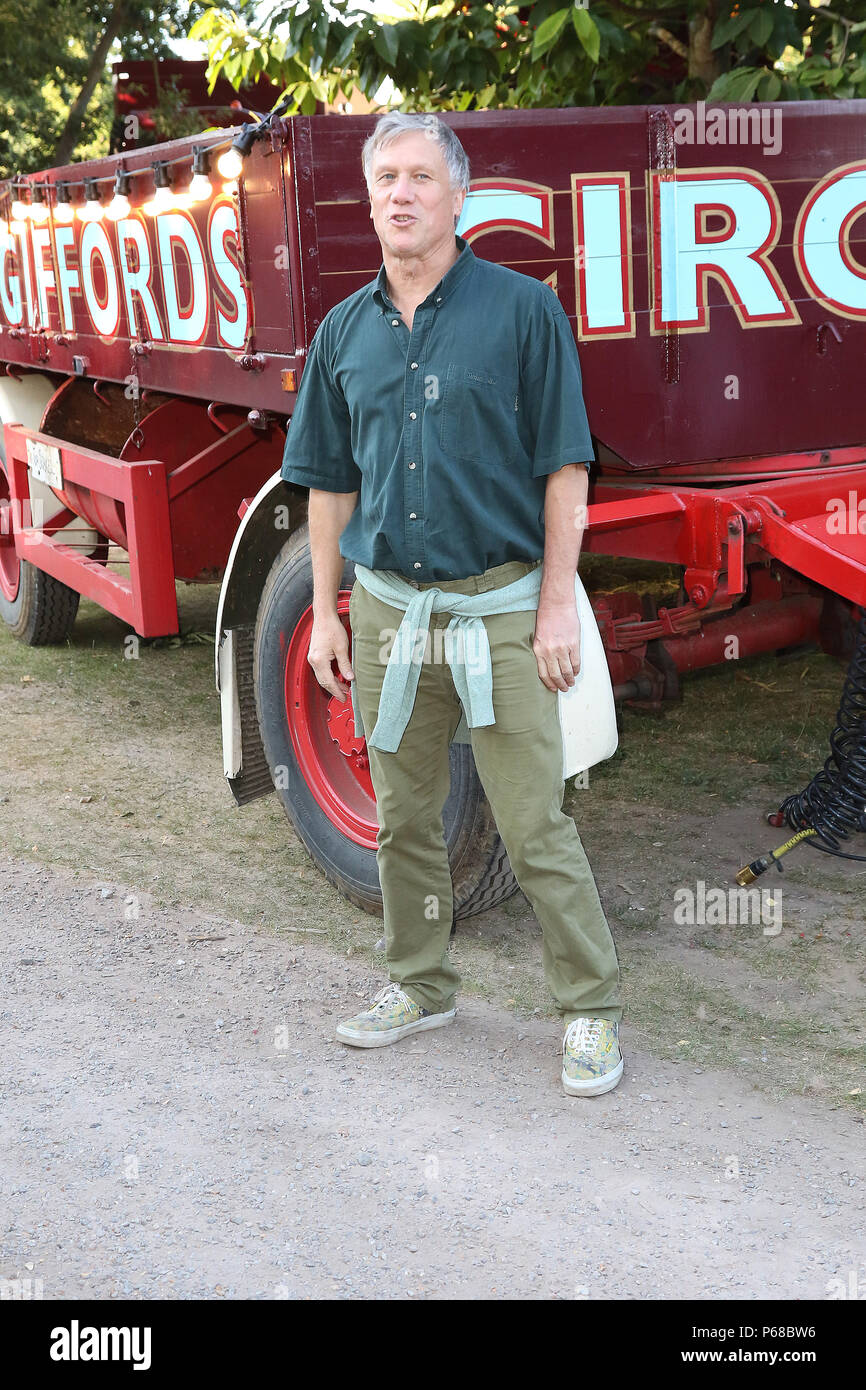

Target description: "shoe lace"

left=369, top=981, right=413, bottom=1014
left=564, top=1017, right=604, bottom=1055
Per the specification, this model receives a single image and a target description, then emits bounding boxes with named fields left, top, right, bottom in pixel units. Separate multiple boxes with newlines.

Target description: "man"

left=280, top=111, right=623, bottom=1097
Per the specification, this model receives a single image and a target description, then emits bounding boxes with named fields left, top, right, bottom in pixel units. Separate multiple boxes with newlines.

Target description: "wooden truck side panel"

left=303, top=103, right=866, bottom=471
left=2, top=103, right=865, bottom=473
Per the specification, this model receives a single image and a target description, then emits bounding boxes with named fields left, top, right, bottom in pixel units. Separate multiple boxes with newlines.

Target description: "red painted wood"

left=3, top=103, right=865, bottom=469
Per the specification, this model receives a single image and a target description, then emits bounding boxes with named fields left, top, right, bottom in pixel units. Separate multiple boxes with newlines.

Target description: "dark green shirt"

left=280, top=234, right=594, bottom=581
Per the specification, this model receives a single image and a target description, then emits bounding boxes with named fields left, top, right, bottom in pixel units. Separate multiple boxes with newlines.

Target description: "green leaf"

left=706, top=66, right=764, bottom=103
left=373, top=23, right=399, bottom=66
left=749, top=10, right=774, bottom=50
left=592, top=13, right=629, bottom=55
left=712, top=9, right=757, bottom=51
left=758, top=70, right=781, bottom=101
left=572, top=7, right=600, bottom=65
left=531, top=8, right=569, bottom=60
left=769, top=7, right=805, bottom=55
left=332, top=26, right=357, bottom=70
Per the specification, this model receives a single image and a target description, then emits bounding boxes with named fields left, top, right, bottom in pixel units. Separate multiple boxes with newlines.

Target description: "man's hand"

left=533, top=597, right=581, bottom=692
left=308, top=612, right=354, bottom=701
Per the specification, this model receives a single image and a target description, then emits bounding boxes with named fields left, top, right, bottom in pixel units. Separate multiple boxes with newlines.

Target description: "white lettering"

left=156, top=211, right=208, bottom=344
left=116, top=216, right=165, bottom=340
left=80, top=221, right=120, bottom=338
left=208, top=199, right=248, bottom=349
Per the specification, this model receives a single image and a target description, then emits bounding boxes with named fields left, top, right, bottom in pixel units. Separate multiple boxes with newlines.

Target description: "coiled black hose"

left=775, top=605, right=866, bottom=861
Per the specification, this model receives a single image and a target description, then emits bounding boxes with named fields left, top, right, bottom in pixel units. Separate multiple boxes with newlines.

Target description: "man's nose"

left=389, top=173, right=414, bottom=200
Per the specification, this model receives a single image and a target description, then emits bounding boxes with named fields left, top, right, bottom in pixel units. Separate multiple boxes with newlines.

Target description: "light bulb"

left=78, top=183, right=103, bottom=222
left=54, top=201, right=75, bottom=224
left=106, top=193, right=131, bottom=221
left=217, top=147, right=243, bottom=180
left=187, top=172, right=213, bottom=202
left=11, top=197, right=27, bottom=220
left=106, top=168, right=132, bottom=222
left=143, top=184, right=174, bottom=216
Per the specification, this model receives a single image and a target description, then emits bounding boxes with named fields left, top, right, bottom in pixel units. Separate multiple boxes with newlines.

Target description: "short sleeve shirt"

left=280, top=234, right=594, bottom=581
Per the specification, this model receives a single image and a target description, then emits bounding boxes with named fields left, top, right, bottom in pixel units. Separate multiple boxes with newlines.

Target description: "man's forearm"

left=540, top=464, right=589, bottom=604
left=308, top=487, right=359, bottom=616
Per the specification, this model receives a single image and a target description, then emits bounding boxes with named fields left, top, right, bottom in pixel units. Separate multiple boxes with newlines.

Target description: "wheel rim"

left=0, top=464, right=20, bottom=602
left=283, top=590, right=378, bottom=849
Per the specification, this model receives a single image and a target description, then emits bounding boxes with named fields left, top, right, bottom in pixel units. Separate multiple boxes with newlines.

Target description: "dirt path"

left=2, top=854, right=863, bottom=1301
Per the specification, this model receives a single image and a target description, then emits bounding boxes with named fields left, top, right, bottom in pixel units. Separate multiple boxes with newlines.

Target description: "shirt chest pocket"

left=438, top=364, right=520, bottom=466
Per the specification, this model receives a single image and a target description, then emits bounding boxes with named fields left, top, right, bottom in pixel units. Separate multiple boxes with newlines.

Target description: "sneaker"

left=335, top=981, right=456, bottom=1048
left=561, top=1017, right=623, bottom=1096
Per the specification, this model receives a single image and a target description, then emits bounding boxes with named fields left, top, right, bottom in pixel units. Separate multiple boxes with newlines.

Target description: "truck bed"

left=1, top=102, right=865, bottom=471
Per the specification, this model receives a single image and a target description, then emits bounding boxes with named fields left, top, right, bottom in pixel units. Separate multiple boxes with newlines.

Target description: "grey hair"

left=362, top=112, right=470, bottom=195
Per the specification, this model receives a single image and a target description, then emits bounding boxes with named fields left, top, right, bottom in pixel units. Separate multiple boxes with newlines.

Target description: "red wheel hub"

left=283, top=591, right=378, bottom=849
left=0, top=466, right=20, bottom=602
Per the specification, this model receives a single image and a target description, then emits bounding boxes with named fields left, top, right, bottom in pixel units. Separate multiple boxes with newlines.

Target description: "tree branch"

left=649, top=23, right=688, bottom=60
left=52, top=0, right=128, bottom=167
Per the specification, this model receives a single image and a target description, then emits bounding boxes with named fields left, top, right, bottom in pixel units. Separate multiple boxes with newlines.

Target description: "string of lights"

left=0, top=97, right=291, bottom=235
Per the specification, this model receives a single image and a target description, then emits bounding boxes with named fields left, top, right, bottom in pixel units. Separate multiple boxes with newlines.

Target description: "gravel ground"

left=1, top=853, right=863, bottom=1301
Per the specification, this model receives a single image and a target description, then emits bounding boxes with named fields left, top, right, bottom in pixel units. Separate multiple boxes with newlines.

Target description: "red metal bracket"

left=585, top=464, right=866, bottom=610
left=2, top=423, right=178, bottom=637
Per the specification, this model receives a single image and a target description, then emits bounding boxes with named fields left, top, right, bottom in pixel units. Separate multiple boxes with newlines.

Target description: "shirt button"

left=409, top=512, right=417, bottom=519
left=391, top=318, right=399, bottom=325
left=435, top=296, right=442, bottom=302
left=413, top=562, right=421, bottom=569
left=410, top=361, right=418, bottom=369
left=409, top=411, right=417, bottom=419
left=408, top=461, right=416, bottom=469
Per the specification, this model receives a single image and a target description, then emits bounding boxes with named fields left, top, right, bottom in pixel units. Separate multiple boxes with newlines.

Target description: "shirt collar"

left=372, top=234, right=475, bottom=313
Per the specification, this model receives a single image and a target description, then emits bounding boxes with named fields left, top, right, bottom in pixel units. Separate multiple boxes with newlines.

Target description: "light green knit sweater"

left=349, top=562, right=548, bottom=754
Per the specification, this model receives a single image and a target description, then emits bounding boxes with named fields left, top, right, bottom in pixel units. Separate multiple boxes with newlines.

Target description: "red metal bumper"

left=2, top=424, right=178, bottom=636
left=584, top=459, right=866, bottom=611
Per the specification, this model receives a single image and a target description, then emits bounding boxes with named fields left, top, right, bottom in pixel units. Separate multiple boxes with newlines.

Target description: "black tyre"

left=252, top=523, right=519, bottom=920
left=0, top=460, right=79, bottom=644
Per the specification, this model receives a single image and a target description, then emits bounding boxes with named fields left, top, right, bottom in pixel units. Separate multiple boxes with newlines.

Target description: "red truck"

left=1, top=102, right=865, bottom=914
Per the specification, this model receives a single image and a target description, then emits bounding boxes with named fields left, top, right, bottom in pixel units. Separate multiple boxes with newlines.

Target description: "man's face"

left=368, top=129, right=465, bottom=261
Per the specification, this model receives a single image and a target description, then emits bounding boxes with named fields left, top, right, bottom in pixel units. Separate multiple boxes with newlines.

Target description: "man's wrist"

left=539, top=565, right=578, bottom=606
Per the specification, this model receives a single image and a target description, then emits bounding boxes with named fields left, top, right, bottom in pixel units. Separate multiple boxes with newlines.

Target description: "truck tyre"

left=252, top=524, right=519, bottom=920
left=0, top=458, right=80, bottom=646
left=0, top=555, right=80, bottom=645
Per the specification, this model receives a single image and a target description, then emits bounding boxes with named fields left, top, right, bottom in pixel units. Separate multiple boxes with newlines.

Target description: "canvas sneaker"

left=561, top=1017, right=623, bottom=1096
left=335, top=981, right=456, bottom=1048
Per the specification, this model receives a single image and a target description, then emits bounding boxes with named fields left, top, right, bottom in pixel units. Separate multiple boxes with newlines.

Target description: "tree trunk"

left=52, top=0, right=128, bottom=167
left=689, top=1, right=720, bottom=89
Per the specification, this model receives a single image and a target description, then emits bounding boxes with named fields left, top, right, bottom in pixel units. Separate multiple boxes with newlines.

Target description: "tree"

left=189, top=0, right=866, bottom=114
left=0, top=0, right=207, bottom=178
left=53, top=1, right=131, bottom=167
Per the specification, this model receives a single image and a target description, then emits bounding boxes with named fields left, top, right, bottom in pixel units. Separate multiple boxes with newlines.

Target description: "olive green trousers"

left=348, top=557, right=622, bottom=1026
